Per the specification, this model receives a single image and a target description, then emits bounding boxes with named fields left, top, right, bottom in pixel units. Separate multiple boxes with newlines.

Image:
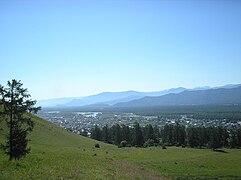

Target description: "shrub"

left=175, top=143, right=181, bottom=147
left=143, top=139, right=155, bottom=148
left=95, top=143, right=100, bottom=148
left=164, top=143, right=172, bottom=146
left=126, top=144, right=132, bottom=147
left=119, top=140, right=128, bottom=148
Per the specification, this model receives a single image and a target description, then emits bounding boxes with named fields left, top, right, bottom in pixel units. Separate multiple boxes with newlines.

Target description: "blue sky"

left=0, top=0, right=241, bottom=100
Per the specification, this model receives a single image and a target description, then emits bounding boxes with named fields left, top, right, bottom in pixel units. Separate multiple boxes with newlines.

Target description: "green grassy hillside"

left=1, top=115, right=241, bottom=179
left=0, top=115, right=160, bottom=179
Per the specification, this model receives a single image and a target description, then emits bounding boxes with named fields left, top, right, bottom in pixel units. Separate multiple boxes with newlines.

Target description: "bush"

left=119, top=140, right=128, bottom=148
left=175, top=143, right=181, bottom=147
left=107, top=141, right=114, bottom=144
left=163, top=143, right=173, bottom=146
left=154, top=143, right=160, bottom=147
left=143, top=139, right=155, bottom=148
left=95, top=143, right=100, bottom=148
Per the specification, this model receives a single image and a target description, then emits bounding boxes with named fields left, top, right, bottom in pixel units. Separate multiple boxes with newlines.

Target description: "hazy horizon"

left=37, top=83, right=241, bottom=101
left=1, top=0, right=241, bottom=100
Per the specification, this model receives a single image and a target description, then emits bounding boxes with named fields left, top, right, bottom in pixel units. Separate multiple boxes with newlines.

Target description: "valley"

left=38, top=105, right=241, bottom=137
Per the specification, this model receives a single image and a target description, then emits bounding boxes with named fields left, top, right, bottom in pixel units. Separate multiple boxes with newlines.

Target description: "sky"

left=0, top=0, right=241, bottom=100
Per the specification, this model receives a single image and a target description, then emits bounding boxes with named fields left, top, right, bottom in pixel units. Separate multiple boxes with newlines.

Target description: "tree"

left=102, top=124, right=109, bottom=143
left=161, top=123, right=186, bottom=146
left=90, top=125, right=101, bottom=141
left=176, top=123, right=186, bottom=146
left=144, top=124, right=155, bottom=141
left=237, top=128, right=241, bottom=148
left=161, top=124, right=174, bottom=145
left=132, top=122, right=144, bottom=147
left=187, top=127, right=200, bottom=148
left=153, top=125, right=160, bottom=143
left=229, top=129, right=238, bottom=148
left=121, top=124, right=131, bottom=143
left=111, top=124, right=121, bottom=145
left=0, top=79, right=41, bottom=160
left=208, top=126, right=223, bottom=149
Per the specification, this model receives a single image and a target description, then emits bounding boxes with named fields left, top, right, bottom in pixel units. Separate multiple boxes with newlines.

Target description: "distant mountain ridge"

left=37, top=97, right=75, bottom=107
left=38, top=87, right=187, bottom=107
left=115, top=86, right=241, bottom=107
left=37, top=84, right=241, bottom=107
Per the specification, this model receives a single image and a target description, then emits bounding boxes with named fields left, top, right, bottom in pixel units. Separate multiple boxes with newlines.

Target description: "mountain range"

left=37, top=87, right=186, bottom=107
left=37, top=84, right=241, bottom=108
left=115, top=86, right=241, bottom=107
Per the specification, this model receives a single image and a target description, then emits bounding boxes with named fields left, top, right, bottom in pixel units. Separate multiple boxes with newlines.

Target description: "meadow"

left=1, top=115, right=241, bottom=179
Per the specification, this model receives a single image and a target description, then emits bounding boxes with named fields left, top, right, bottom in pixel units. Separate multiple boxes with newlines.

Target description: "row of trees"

left=90, top=122, right=241, bottom=149
left=162, top=123, right=241, bottom=149
left=91, top=123, right=160, bottom=147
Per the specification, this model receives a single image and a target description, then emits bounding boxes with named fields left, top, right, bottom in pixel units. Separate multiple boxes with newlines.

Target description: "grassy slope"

left=0, top=115, right=241, bottom=179
left=123, top=147, right=241, bottom=179
left=0, top=115, right=160, bottom=179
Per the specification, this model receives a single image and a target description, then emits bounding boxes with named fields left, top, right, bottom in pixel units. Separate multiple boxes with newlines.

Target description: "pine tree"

left=102, top=124, right=109, bottom=142
left=237, top=128, right=241, bottom=148
left=153, top=125, right=160, bottom=144
left=121, top=124, right=131, bottom=143
left=132, top=122, right=144, bottom=147
left=144, top=124, right=156, bottom=143
left=187, top=127, right=200, bottom=148
left=114, top=124, right=121, bottom=145
left=91, top=125, right=101, bottom=141
left=0, top=79, right=41, bottom=160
